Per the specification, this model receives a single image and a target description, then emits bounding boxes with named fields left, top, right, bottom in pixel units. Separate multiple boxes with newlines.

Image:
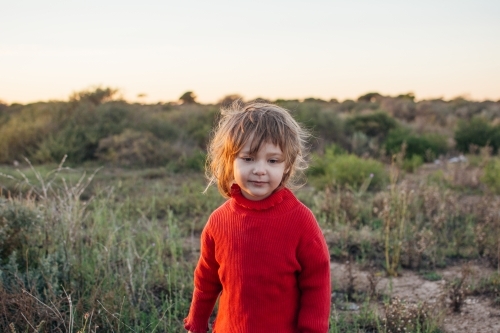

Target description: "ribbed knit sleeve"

left=296, top=217, right=331, bottom=333
left=183, top=223, right=222, bottom=332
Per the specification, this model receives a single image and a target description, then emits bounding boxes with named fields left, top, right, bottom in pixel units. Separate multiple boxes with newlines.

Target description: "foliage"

left=167, top=150, right=207, bottom=173
left=0, top=199, right=41, bottom=264
left=345, top=111, right=398, bottom=139
left=380, top=164, right=412, bottom=277
left=473, top=272, right=500, bottom=306
left=95, top=129, right=179, bottom=167
left=179, top=91, right=197, bottom=104
left=339, top=99, right=356, bottom=112
left=482, top=158, right=500, bottom=194
left=422, top=271, right=442, bottom=281
left=385, top=128, right=448, bottom=161
left=357, top=92, right=383, bottom=103
left=2, top=156, right=500, bottom=332
left=0, top=88, right=218, bottom=167
left=0, top=165, right=195, bottom=332
left=291, top=102, right=346, bottom=148
left=3, top=88, right=499, bottom=170
left=454, top=117, right=500, bottom=153
left=396, top=92, right=415, bottom=101
left=402, top=154, right=424, bottom=173
left=381, top=96, right=417, bottom=121
left=218, top=94, right=243, bottom=107
left=309, top=146, right=388, bottom=191
left=0, top=103, right=61, bottom=163
left=383, top=297, right=440, bottom=333
left=69, top=86, right=118, bottom=106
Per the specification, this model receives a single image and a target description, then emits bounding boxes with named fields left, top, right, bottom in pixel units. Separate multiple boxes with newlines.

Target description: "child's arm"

left=184, top=226, right=222, bottom=332
left=296, top=230, right=331, bottom=333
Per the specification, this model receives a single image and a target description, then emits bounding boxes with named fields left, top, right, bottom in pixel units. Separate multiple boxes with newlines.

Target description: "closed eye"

left=241, top=157, right=253, bottom=162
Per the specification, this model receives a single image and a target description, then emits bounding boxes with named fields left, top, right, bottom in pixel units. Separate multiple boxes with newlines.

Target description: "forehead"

left=241, top=138, right=283, bottom=154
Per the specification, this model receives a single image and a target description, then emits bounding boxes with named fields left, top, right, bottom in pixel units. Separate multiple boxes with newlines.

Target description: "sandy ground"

left=331, top=262, right=500, bottom=333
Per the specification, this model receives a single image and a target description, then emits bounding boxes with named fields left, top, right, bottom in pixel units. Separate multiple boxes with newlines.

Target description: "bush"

left=69, top=86, right=118, bottom=105
left=308, top=147, right=387, bottom=191
left=345, top=111, right=398, bottom=139
left=166, top=105, right=218, bottom=148
left=291, top=103, right=346, bottom=148
left=137, top=117, right=181, bottom=141
left=32, top=103, right=126, bottom=164
left=357, top=92, right=383, bottom=103
left=95, top=130, right=179, bottom=167
left=329, top=155, right=387, bottom=190
left=481, top=158, right=500, bottom=194
left=403, top=154, right=424, bottom=173
left=385, top=128, right=448, bottom=161
left=167, top=150, right=207, bottom=173
left=0, top=199, right=41, bottom=265
left=454, top=117, right=500, bottom=153
left=0, top=103, right=60, bottom=163
left=307, top=144, right=346, bottom=177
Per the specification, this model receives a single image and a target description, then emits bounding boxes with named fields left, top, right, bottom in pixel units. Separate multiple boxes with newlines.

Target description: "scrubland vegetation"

left=1, top=88, right=500, bottom=332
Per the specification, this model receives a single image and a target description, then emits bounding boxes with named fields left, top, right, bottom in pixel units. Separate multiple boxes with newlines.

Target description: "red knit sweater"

left=184, top=184, right=331, bottom=333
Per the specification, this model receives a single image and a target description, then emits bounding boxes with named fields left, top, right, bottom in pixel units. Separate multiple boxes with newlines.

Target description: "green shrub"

left=454, top=117, right=500, bottom=153
left=292, top=103, right=346, bottom=146
left=32, top=103, right=111, bottom=164
left=309, top=148, right=387, bottom=191
left=0, top=103, right=60, bottom=163
left=34, top=103, right=181, bottom=164
left=357, top=92, right=383, bottom=103
left=329, top=155, right=387, bottom=190
left=166, top=105, right=218, bottom=148
left=95, top=130, right=179, bottom=167
left=69, top=86, right=118, bottom=105
left=481, top=158, right=500, bottom=194
left=403, top=155, right=424, bottom=173
left=422, top=271, right=442, bottom=281
left=0, top=199, right=41, bottom=265
left=307, top=144, right=345, bottom=178
left=339, top=99, right=356, bottom=112
left=385, top=128, right=448, bottom=161
left=134, top=115, right=180, bottom=141
left=167, top=150, right=207, bottom=173
left=345, top=111, right=398, bottom=139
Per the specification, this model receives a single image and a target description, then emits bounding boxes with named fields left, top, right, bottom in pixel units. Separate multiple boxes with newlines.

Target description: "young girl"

left=184, top=102, right=331, bottom=333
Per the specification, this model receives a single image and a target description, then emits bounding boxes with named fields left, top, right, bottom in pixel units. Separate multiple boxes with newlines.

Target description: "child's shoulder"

left=288, top=190, right=316, bottom=216
left=206, top=199, right=232, bottom=222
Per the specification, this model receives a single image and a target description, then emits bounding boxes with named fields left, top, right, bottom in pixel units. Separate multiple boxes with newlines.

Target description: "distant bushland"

left=2, top=88, right=500, bottom=168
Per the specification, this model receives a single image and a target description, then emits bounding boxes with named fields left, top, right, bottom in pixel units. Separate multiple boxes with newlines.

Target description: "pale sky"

left=1, top=0, right=499, bottom=104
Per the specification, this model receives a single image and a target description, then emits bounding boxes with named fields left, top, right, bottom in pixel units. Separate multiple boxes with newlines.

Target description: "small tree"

left=345, top=111, right=398, bottom=139
left=357, top=92, right=383, bottom=103
left=218, top=94, right=243, bottom=107
left=70, top=87, right=118, bottom=106
left=179, top=91, right=197, bottom=104
left=454, top=117, right=499, bottom=153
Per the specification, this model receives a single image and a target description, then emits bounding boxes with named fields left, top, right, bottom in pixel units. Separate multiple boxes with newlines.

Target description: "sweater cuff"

left=183, top=318, right=208, bottom=333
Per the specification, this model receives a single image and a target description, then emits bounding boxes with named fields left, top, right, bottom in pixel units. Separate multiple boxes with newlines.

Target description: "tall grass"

left=2, top=153, right=500, bottom=332
left=0, top=163, right=195, bottom=332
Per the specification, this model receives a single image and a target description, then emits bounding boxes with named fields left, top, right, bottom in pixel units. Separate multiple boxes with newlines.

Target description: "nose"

left=252, top=161, right=266, bottom=175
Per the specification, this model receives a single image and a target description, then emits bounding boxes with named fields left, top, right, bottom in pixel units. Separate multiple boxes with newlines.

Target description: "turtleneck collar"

left=230, top=183, right=288, bottom=211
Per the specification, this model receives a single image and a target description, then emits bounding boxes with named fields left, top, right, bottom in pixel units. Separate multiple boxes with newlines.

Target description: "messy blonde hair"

left=206, top=101, right=309, bottom=198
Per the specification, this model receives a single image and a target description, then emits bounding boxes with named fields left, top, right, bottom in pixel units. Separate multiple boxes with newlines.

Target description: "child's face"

left=233, top=137, right=286, bottom=201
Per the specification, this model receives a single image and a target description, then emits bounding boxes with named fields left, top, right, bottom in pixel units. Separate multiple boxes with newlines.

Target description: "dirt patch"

left=331, top=261, right=500, bottom=333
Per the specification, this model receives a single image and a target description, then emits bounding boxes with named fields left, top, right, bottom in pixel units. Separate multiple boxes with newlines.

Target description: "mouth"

left=249, top=181, right=268, bottom=184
